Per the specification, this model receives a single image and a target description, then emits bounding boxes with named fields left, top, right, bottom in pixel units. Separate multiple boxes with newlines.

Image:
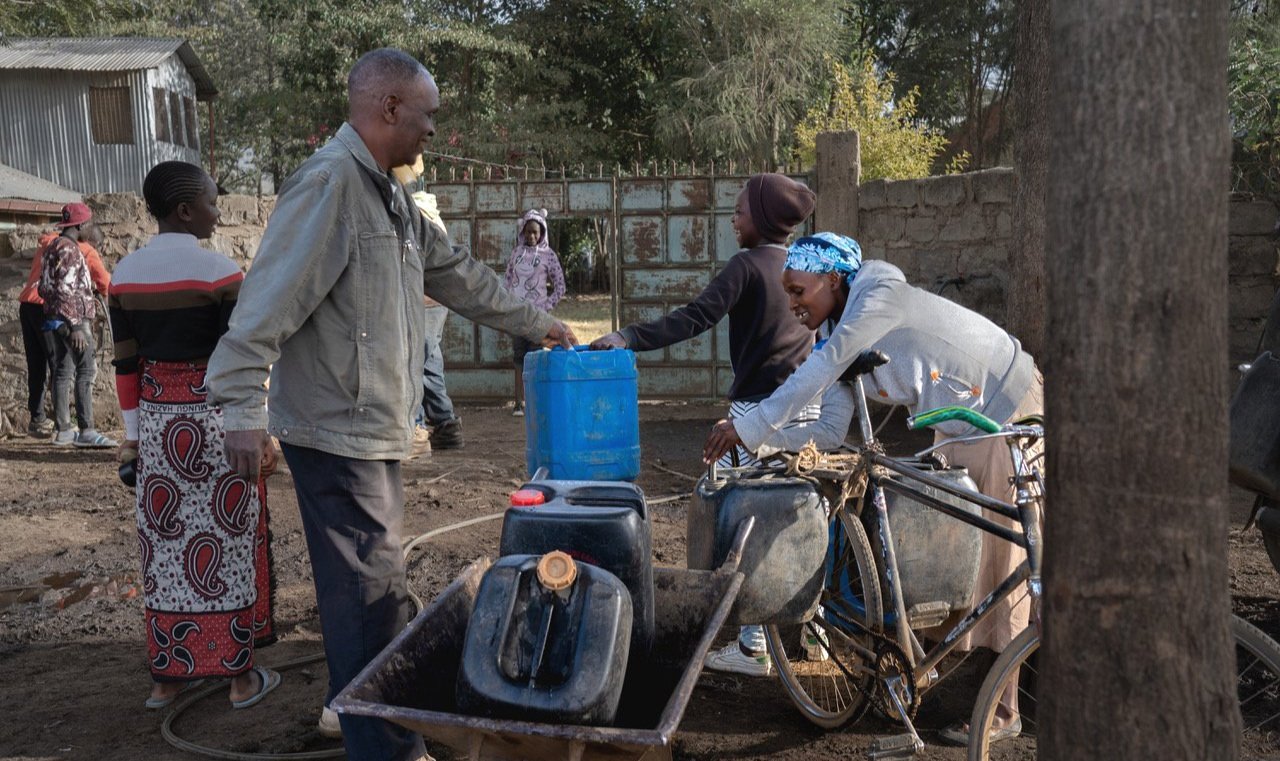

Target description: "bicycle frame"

left=845, top=373, right=1045, bottom=694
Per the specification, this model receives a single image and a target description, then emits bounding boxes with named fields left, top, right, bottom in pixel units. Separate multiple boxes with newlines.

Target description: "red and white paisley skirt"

left=135, top=360, right=274, bottom=681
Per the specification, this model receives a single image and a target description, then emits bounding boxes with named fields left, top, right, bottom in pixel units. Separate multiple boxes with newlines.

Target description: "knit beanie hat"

left=745, top=174, right=816, bottom=241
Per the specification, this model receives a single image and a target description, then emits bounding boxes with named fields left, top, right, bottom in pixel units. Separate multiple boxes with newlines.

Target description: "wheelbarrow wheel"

left=766, top=509, right=882, bottom=728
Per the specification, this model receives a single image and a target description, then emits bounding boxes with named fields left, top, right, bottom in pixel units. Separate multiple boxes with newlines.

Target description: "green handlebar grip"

left=907, top=405, right=1001, bottom=434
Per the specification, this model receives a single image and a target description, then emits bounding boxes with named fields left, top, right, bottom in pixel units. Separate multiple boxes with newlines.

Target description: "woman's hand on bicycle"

left=703, top=418, right=743, bottom=464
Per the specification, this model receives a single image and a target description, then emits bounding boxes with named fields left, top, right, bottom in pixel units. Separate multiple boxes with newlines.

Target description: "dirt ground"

left=1, top=401, right=1278, bottom=761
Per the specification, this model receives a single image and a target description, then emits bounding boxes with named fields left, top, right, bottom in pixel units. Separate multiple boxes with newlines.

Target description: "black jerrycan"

left=688, top=474, right=827, bottom=626
left=456, top=552, right=633, bottom=726
left=500, top=479, right=654, bottom=655
left=879, top=465, right=983, bottom=627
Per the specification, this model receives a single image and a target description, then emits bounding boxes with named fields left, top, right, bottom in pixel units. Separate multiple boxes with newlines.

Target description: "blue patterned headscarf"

left=784, top=232, right=863, bottom=286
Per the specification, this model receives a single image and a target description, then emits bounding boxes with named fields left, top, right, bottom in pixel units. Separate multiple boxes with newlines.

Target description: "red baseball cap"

left=55, top=202, right=92, bottom=228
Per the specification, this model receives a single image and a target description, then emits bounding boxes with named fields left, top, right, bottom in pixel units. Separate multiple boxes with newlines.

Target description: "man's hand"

left=589, top=332, right=627, bottom=351
left=260, top=438, right=280, bottom=479
left=542, top=320, right=577, bottom=349
left=703, top=418, right=743, bottom=464
left=225, top=429, right=272, bottom=481
left=69, top=329, right=88, bottom=353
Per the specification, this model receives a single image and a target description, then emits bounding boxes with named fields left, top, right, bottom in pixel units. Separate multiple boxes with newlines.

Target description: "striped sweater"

left=108, top=233, right=243, bottom=440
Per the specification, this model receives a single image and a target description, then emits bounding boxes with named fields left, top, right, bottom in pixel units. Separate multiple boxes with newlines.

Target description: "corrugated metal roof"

left=0, top=162, right=81, bottom=205
left=0, top=37, right=218, bottom=100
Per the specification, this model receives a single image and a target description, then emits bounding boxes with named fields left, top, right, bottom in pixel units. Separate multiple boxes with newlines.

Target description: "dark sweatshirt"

left=618, top=243, right=814, bottom=401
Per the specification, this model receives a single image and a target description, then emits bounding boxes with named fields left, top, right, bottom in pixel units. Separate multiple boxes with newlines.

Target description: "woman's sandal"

left=230, top=666, right=282, bottom=710
left=938, top=717, right=1023, bottom=746
left=144, top=679, right=206, bottom=710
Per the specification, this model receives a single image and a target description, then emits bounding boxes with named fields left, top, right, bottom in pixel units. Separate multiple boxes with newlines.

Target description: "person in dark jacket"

left=590, top=172, right=819, bottom=677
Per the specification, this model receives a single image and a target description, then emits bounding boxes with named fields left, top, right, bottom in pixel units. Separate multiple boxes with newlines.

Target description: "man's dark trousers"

left=281, top=443, right=425, bottom=761
left=19, top=302, right=54, bottom=425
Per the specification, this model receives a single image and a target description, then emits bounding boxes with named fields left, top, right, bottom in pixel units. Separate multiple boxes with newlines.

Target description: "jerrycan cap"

left=536, top=551, right=577, bottom=591
left=510, top=489, right=546, bottom=507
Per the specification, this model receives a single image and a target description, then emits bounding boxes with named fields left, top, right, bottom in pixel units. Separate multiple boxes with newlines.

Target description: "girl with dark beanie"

left=590, top=173, right=835, bottom=677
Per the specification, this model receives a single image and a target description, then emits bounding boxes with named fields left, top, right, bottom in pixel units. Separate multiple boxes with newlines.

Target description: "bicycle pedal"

left=867, top=733, right=923, bottom=759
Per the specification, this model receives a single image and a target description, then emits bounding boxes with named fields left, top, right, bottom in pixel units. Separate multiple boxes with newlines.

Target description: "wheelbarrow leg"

left=566, top=740, right=586, bottom=761
left=468, top=733, right=483, bottom=761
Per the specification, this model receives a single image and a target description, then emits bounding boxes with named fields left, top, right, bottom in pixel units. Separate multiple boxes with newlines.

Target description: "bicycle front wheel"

left=765, top=509, right=883, bottom=728
left=967, top=615, right=1280, bottom=760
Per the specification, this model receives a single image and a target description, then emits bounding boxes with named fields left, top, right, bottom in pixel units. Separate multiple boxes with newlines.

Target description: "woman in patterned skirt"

left=110, top=161, right=281, bottom=710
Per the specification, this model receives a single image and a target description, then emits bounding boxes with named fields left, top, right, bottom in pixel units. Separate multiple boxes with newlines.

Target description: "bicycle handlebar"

left=907, top=405, right=1002, bottom=434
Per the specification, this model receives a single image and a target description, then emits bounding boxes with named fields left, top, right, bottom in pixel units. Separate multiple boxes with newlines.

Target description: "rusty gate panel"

left=521, top=182, right=565, bottom=214
left=666, top=215, right=710, bottom=263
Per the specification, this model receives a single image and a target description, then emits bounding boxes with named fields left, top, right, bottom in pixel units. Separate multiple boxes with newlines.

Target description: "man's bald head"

left=348, top=48, right=433, bottom=118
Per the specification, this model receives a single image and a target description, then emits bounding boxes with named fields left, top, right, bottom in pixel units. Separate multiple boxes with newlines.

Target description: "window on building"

left=169, top=91, right=185, bottom=146
left=183, top=96, right=199, bottom=150
left=89, top=86, right=134, bottom=145
left=153, top=87, right=171, bottom=143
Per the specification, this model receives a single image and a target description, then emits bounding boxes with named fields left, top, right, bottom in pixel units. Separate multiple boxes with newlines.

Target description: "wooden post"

left=813, top=131, right=860, bottom=239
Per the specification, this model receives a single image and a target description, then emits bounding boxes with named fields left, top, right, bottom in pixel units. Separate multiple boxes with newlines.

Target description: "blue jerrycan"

left=523, top=346, right=640, bottom=481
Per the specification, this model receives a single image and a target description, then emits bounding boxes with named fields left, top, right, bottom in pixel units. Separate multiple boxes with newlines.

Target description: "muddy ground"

left=1, top=401, right=1278, bottom=761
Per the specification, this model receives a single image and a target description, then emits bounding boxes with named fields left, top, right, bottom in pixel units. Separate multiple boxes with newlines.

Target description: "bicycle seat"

left=839, top=350, right=890, bottom=382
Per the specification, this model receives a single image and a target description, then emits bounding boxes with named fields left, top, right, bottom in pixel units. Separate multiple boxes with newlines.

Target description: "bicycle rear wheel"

left=966, top=615, right=1280, bottom=760
left=765, top=509, right=883, bottom=728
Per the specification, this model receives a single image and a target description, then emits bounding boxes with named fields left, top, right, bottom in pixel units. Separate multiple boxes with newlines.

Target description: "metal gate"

left=426, top=168, right=813, bottom=401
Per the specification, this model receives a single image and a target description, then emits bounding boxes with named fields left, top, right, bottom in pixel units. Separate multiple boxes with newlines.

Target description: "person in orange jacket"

left=19, top=205, right=111, bottom=438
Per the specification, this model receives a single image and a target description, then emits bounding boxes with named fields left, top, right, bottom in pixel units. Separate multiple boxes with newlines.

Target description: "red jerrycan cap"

left=510, top=489, right=546, bottom=507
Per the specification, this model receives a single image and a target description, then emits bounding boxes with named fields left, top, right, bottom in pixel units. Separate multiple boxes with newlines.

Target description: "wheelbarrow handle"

left=719, top=515, right=755, bottom=575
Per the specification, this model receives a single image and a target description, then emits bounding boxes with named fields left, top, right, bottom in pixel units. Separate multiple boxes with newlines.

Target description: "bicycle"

left=964, top=612, right=1280, bottom=760
left=711, top=350, right=1280, bottom=759
left=704, top=349, right=1046, bottom=757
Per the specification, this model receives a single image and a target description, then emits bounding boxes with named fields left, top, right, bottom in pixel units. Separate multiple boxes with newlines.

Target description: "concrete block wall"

left=1229, top=198, right=1280, bottom=362
left=857, top=168, right=1015, bottom=326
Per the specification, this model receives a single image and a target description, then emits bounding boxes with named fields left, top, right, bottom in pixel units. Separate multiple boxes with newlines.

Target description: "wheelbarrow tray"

left=333, top=551, right=745, bottom=761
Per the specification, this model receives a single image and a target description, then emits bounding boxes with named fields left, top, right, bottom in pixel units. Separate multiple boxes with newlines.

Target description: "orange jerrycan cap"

left=536, top=550, right=577, bottom=591
left=510, top=489, right=546, bottom=507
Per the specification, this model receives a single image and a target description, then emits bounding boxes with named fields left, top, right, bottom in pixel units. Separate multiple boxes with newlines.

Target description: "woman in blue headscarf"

left=703, top=231, right=1043, bottom=746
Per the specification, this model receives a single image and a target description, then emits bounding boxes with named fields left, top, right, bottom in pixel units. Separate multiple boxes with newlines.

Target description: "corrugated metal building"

left=0, top=37, right=218, bottom=194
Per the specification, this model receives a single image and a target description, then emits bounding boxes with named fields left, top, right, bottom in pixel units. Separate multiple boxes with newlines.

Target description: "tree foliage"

left=1, top=0, right=988, bottom=186
left=793, top=55, right=965, bottom=181
left=847, top=0, right=1015, bottom=168
left=1229, top=1, right=1280, bottom=197
left=651, top=0, right=842, bottom=168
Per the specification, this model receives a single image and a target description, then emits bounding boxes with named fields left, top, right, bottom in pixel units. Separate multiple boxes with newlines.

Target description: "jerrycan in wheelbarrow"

left=501, top=479, right=654, bottom=655
left=523, top=346, right=640, bottom=482
left=688, top=473, right=827, bottom=626
left=456, top=551, right=633, bottom=726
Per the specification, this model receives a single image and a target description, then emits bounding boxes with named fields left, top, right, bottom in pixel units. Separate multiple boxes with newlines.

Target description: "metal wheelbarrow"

left=332, top=519, right=754, bottom=761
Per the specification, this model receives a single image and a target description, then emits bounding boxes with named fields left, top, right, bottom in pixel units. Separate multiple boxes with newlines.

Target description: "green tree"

left=0, top=0, right=139, bottom=36
left=490, top=0, right=677, bottom=169
left=650, top=0, right=843, bottom=168
left=793, top=54, right=963, bottom=181
left=846, top=0, right=1015, bottom=168
left=1229, top=1, right=1280, bottom=197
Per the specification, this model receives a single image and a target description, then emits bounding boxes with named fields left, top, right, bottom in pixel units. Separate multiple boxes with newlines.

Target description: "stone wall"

left=0, top=192, right=272, bottom=437
left=856, top=168, right=1014, bottom=325
left=857, top=169, right=1280, bottom=362
left=1228, top=197, right=1280, bottom=361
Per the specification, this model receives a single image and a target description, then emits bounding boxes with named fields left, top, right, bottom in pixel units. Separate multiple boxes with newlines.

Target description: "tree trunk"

left=1042, top=1, right=1238, bottom=759
left=1007, top=0, right=1048, bottom=358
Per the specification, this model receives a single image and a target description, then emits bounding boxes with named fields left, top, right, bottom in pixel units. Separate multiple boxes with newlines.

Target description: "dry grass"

left=554, top=293, right=614, bottom=344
